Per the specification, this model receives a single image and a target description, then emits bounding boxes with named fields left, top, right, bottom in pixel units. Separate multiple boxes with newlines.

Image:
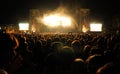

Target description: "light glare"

left=43, top=14, right=71, bottom=27
left=82, top=25, right=87, bottom=32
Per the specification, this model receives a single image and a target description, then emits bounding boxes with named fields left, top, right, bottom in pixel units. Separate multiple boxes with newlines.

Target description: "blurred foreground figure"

left=0, top=33, right=22, bottom=74
left=0, top=69, right=8, bottom=74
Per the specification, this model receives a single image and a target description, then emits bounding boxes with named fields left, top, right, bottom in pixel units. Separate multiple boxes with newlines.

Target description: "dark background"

left=0, top=0, right=120, bottom=25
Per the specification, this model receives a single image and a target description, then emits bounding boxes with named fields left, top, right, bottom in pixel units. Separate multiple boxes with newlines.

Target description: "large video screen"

left=90, top=23, right=102, bottom=32
left=19, top=23, right=29, bottom=30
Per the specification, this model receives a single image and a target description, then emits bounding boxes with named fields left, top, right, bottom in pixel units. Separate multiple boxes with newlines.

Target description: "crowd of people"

left=0, top=32, right=120, bottom=74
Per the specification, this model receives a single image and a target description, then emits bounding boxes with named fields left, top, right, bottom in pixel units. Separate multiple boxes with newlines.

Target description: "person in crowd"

left=0, top=69, right=8, bottom=74
left=71, top=58, right=88, bottom=74
left=82, top=45, right=91, bottom=60
left=96, top=62, right=120, bottom=74
left=86, top=54, right=106, bottom=74
left=43, top=45, right=75, bottom=74
left=0, top=33, right=22, bottom=74
left=71, top=40, right=83, bottom=58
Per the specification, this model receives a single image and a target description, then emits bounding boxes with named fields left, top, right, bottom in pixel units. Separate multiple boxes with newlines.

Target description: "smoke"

left=34, top=5, right=78, bottom=32
left=36, top=5, right=72, bottom=24
left=43, top=4, right=70, bottom=17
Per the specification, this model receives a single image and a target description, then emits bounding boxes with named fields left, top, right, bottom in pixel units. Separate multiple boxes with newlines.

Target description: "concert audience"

left=0, top=32, right=119, bottom=74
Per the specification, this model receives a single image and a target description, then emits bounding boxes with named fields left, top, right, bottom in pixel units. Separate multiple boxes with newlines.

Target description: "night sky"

left=0, top=0, right=120, bottom=25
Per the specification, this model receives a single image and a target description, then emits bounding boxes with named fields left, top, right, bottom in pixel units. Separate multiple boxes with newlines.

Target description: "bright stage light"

left=43, top=14, right=72, bottom=27
left=43, top=15, right=60, bottom=27
left=19, top=23, right=29, bottom=30
left=90, top=23, right=102, bottom=32
left=61, top=17, right=71, bottom=27
left=82, top=24, right=88, bottom=33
